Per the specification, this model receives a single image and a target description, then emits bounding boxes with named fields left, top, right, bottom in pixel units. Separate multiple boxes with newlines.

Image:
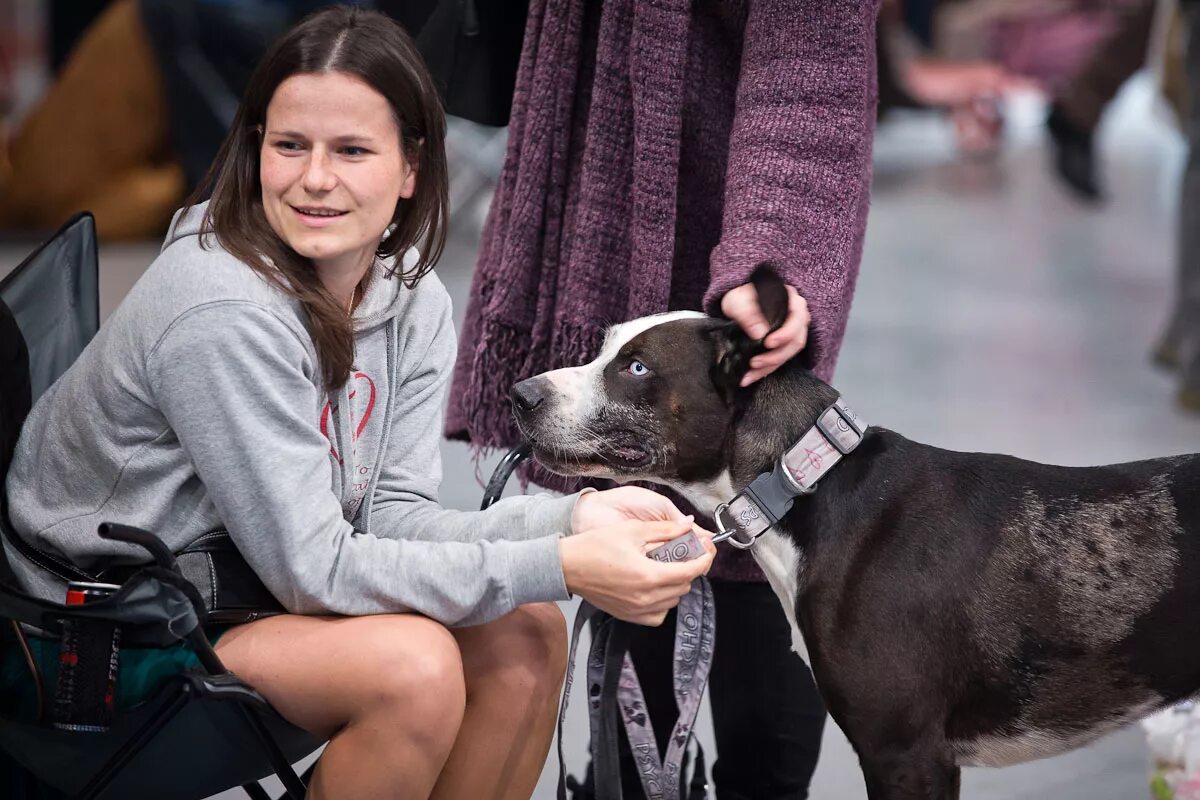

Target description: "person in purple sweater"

left=446, top=0, right=881, bottom=797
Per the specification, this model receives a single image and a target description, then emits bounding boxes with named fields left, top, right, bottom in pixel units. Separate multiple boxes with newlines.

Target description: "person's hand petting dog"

left=560, top=516, right=715, bottom=626
left=721, top=280, right=810, bottom=386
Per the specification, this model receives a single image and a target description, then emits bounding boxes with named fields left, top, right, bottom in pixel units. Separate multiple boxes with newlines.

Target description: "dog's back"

left=796, top=437, right=1200, bottom=767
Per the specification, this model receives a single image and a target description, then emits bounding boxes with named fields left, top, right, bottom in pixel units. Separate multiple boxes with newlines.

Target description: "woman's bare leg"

left=430, top=602, right=568, bottom=800
left=214, top=613, right=466, bottom=800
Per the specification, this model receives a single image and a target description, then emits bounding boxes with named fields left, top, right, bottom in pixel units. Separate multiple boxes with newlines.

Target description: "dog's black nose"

left=511, top=378, right=547, bottom=413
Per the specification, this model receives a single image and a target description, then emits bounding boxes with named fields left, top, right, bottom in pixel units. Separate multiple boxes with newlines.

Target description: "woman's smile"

left=289, top=204, right=349, bottom=227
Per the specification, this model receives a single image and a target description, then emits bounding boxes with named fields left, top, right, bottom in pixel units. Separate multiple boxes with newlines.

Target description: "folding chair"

left=0, top=214, right=322, bottom=799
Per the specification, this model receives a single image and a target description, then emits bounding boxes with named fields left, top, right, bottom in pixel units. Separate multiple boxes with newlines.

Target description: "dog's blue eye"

left=628, top=360, right=650, bottom=376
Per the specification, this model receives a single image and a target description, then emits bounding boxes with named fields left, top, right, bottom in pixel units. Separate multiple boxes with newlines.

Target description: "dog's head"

left=511, top=265, right=794, bottom=484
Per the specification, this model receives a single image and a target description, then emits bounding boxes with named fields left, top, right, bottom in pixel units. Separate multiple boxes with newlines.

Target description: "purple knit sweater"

left=446, top=0, right=880, bottom=580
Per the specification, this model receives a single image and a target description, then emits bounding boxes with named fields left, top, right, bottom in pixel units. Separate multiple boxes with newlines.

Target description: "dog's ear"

left=749, top=263, right=790, bottom=336
left=707, top=263, right=791, bottom=398
left=708, top=320, right=753, bottom=400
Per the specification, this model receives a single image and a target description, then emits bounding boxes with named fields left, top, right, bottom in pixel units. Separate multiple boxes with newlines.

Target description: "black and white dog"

left=511, top=266, right=1200, bottom=799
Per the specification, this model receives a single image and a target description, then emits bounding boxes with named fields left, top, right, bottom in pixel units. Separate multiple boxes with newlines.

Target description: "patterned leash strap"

left=557, top=576, right=715, bottom=800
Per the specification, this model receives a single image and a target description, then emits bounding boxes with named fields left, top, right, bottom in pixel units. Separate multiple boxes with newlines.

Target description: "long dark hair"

left=191, top=5, right=448, bottom=388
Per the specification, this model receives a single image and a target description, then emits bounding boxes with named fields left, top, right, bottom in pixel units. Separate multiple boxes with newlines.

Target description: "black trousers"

left=585, top=580, right=826, bottom=800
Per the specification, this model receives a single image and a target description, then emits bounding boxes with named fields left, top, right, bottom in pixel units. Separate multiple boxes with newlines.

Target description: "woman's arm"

left=366, top=294, right=586, bottom=542
left=147, top=302, right=568, bottom=626
left=705, top=0, right=880, bottom=382
left=365, top=296, right=716, bottom=625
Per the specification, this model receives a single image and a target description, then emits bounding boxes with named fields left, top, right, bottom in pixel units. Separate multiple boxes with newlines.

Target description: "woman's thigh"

left=214, top=613, right=464, bottom=739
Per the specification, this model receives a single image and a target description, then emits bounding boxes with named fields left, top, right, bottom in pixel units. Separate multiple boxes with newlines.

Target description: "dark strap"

left=687, top=742, right=708, bottom=800
left=593, top=616, right=630, bottom=800
left=559, top=600, right=601, bottom=800
left=7, top=527, right=283, bottom=624
left=558, top=580, right=716, bottom=800
left=557, top=603, right=629, bottom=800
left=101, top=530, right=284, bottom=624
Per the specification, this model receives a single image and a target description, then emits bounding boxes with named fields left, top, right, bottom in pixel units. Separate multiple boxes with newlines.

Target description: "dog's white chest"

left=667, top=475, right=811, bottom=662
left=749, top=532, right=809, bottom=662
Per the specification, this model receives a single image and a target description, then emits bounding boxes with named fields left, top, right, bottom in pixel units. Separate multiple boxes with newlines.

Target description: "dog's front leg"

left=859, top=747, right=961, bottom=800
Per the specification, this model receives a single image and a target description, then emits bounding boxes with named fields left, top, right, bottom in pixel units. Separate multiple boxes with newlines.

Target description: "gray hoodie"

left=4, top=203, right=575, bottom=626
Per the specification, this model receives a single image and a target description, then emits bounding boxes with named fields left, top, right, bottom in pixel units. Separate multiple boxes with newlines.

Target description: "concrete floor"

left=3, top=75, right=1197, bottom=799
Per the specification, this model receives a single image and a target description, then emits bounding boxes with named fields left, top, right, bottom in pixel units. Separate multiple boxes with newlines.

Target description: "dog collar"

left=712, top=397, right=867, bottom=549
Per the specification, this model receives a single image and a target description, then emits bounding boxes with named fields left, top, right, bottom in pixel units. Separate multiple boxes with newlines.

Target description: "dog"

left=510, top=266, right=1200, bottom=799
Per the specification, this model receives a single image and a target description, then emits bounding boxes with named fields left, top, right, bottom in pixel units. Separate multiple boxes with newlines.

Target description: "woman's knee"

left=512, top=602, right=568, bottom=679
left=457, top=602, right=568, bottom=692
left=213, top=614, right=465, bottom=742
left=360, top=616, right=467, bottom=719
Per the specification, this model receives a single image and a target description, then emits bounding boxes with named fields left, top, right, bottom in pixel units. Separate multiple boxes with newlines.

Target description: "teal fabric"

left=0, top=625, right=228, bottom=721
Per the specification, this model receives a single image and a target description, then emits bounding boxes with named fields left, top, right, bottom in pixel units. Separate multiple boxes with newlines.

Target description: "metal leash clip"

left=711, top=504, right=736, bottom=545
left=711, top=502, right=762, bottom=550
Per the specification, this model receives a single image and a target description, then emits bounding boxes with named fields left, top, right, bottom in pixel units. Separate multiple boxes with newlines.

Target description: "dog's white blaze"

left=541, top=364, right=595, bottom=424
left=597, top=311, right=708, bottom=364
left=752, top=532, right=809, bottom=662
left=954, top=698, right=1162, bottom=767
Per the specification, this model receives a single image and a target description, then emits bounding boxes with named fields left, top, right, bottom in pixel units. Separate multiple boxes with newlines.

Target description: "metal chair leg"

left=242, top=781, right=273, bottom=800
left=239, top=704, right=308, bottom=799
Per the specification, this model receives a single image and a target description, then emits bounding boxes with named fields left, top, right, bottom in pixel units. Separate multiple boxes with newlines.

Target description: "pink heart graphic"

left=320, top=371, right=376, bottom=464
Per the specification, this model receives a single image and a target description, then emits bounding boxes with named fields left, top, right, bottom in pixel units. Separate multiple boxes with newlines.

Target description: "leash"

left=558, top=580, right=713, bottom=800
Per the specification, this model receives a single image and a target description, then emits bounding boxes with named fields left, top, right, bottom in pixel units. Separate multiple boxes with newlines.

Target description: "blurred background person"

left=933, top=0, right=1160, bottom=200
left=1045, top=0, right=1158, bottom=201
left=1156, top=0, right=1200, bottom=412
left=877, top=0, right=1034, bottom=156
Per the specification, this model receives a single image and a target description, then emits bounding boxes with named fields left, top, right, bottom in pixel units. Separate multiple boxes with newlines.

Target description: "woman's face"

left=260, top=71, right=415, bottom=279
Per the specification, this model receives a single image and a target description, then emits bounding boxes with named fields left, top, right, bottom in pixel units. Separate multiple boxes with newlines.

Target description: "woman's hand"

left=571, top=486, right=689, bottom=533
left=559, top=517, right=716, bottom=626
left=720, top=281, right=810, bottom=386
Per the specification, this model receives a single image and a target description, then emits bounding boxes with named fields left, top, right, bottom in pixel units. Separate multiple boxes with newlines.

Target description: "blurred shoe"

left=1179, top=348, right=1200, bottom=412
left=1179, top=382, right=1200, bottom=413
left=1047, top=104, right=1102, bottom=202
left=1152, top=339, right=1181, bottom=371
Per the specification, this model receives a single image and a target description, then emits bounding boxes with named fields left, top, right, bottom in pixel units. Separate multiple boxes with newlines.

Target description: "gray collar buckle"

left=712, top=397, right=867, bottom=550
left=815, top=398, right=867, bottom=455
